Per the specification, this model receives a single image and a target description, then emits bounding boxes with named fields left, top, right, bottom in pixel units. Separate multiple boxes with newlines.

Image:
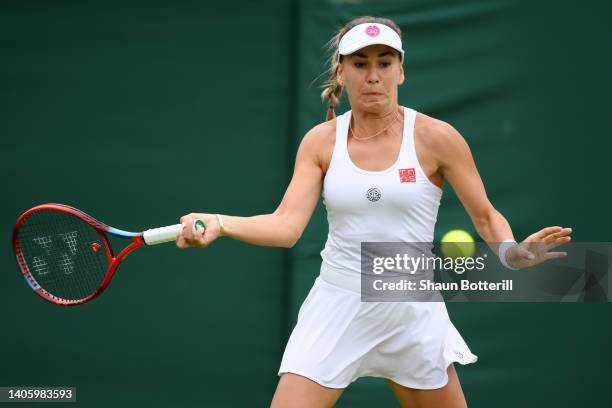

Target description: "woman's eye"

left=380, top=62, right=391, bottom=68
left=354, top=62, right=365, bottom=68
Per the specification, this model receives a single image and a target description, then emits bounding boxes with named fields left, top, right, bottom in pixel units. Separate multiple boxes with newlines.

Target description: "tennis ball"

left=440, top=229, right=475, bottom=259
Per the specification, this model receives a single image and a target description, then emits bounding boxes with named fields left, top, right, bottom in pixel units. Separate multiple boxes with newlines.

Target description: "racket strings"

left=16, top=211, right=109, bottom=301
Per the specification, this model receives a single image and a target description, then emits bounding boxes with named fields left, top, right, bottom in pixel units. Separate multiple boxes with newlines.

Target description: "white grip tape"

left=143, top=224, right=182, bottom=245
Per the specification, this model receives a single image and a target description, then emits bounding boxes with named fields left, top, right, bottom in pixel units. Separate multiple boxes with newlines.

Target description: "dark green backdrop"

left=1, top=1, right=610, bottom=407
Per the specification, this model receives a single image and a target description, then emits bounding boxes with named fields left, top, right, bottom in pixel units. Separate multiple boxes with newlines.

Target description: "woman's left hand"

left=506, top=226, right=573, bottom=269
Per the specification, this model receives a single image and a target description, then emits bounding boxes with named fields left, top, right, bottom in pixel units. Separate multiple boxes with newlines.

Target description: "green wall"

left=1, top=1, right=610, bottom=406
left=1, top=1, right=293, bottom=406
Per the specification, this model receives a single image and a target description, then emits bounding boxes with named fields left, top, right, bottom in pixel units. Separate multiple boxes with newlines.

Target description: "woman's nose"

left=366, top=68, right=380, bottom=83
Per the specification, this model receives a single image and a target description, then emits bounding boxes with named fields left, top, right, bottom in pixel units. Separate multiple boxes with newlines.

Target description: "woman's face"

left=338, top=44, right=404, bottom=112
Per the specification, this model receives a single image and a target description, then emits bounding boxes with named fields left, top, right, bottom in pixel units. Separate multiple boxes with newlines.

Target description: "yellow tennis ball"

left=441, top=230, right=475, bottom=259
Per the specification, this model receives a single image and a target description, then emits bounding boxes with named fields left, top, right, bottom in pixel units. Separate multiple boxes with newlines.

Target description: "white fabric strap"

left=498, top=239, right=518, bottom=270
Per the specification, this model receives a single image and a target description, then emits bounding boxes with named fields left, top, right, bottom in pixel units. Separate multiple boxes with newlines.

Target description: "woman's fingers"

left=547, top=235, right=572, bottom=249
left=511, top=226, right=574, bottom=268
left=533, top=226, right=562, bottom=240
left=544, top=251, right=568, bottom=260
left=176, top=234, right=188, bottom=249
left=177, top=215, right=208, bottom=248
left=190, top=218, right=207, bottom=247
left=543, top=227, right=572, bottom=244
left=541, top=227, right=572, bottom=253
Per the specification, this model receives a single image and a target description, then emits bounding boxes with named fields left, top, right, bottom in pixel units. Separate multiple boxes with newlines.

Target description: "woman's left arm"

left=431, top=120, right=572, bottom=269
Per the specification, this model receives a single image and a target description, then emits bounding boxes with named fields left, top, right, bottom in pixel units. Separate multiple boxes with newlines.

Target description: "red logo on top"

left=365, top=25, right=380, bottom=37
left=399, top=168, right=416, bottom=183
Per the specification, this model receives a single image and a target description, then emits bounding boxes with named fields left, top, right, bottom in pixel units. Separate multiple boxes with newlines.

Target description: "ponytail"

left=321, top=48, right=343, bottom=121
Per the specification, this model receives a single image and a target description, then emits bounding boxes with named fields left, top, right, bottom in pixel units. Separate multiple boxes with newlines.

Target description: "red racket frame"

left=12, top=203, right=145, bottom=306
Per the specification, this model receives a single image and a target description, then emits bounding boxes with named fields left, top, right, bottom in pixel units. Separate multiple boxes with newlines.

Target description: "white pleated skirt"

left=278, top=270, right=478, bottom=390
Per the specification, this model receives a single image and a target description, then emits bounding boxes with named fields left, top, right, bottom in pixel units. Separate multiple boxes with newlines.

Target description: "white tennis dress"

left=278, top=107, right=477, bottom=389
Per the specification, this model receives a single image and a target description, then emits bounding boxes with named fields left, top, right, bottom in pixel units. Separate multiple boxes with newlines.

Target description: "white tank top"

left=320, top=106, right=443, bottom=275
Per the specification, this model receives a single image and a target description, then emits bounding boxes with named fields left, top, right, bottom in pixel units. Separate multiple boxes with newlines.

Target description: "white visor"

left=338, top=23, right=404, bottom=61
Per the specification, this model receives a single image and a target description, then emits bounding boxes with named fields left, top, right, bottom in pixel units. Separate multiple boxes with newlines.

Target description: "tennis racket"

left=12, top=203, right=204, bottom=306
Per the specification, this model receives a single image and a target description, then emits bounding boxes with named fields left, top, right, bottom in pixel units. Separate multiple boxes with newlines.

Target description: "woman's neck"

left=350, top=104, right=402, bottom=141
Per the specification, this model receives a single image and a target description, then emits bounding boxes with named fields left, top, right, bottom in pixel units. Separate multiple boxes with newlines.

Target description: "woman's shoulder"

left=296, top=118, right=337, bottom=172
left=414, top=111, right=465, bottom=151
left=301, top=118, right=337, bottom=148
left=413, top=112, right=471, bottom=172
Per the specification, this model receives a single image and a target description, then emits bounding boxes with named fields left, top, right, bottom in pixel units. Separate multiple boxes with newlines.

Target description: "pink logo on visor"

left=365, top=25, right=380, bottom=37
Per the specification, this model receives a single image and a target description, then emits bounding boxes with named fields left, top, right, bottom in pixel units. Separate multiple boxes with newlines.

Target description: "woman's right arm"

left=176, top=124, right=328, bottom=249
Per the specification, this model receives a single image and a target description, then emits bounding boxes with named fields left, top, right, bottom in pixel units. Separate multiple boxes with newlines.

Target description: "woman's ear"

left=398, top=64, right=405, bottom=85
left=337, top=62, right=345, bottom=85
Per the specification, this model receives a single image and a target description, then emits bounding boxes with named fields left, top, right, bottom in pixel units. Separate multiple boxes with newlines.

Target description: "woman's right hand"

left=176, top=213, right=222, bottom=249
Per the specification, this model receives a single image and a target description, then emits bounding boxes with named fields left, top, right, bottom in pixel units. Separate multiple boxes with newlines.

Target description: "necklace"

left=349, top=107, right=401, bottom=141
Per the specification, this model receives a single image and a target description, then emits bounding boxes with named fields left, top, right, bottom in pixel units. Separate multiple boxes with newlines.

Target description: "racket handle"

left=143, top=224, right=182, bottom=245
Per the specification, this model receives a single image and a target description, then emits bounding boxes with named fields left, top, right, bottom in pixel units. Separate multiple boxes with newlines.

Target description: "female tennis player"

left=176, top=16, right=572, bottom=408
